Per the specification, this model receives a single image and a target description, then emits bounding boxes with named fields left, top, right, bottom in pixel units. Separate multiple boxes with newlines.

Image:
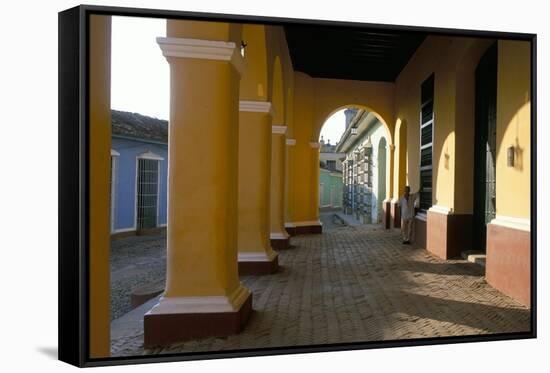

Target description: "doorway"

left=473, top=42, right=498, bottom=252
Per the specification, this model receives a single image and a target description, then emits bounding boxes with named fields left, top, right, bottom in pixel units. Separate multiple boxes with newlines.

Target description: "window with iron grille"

left=137, top=158, right=160, bottom=230
left=419, top=74, right=434, bottom=212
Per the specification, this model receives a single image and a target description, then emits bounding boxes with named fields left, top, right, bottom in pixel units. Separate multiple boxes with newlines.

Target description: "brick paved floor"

left=111, top=213, right=530, bottom=357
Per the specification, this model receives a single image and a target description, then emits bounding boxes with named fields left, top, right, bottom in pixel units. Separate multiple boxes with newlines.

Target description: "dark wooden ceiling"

left=284, top=25, right=427, bottom=82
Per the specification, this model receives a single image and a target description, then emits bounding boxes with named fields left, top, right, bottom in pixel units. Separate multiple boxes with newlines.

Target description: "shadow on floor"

left=393, top=260, right=485, bottom=277
left=392, top=290, right=531, bottom=333
left=36, top=346, right=58, bottom=360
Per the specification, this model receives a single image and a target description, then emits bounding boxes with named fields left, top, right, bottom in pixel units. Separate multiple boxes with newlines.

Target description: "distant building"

left=319, top=165, right=343, bottom=209
left=336, top=109, right=390, bottom=224
left=318, top=134, right=345, bottom=210
left=110, top=110, right=168, bottom=236
left=319, top=136, right=345, bottom=172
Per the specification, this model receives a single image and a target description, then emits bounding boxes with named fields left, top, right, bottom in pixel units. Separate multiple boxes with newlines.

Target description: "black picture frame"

left=58, top=4, right=537, bottom=368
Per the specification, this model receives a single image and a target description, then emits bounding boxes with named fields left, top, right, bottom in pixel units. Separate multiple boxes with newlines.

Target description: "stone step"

left=461, top=250, right=487, bottom=267
left=131, top=279, right=165, bottom=309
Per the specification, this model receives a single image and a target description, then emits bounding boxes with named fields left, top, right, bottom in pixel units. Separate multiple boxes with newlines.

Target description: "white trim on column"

left=428, top=205, right=453, bottom=215
left=286, top=139, right=296, bottom=146
left=309, top=142, right=321, bottom=148
left=146, top=283, right=251, bottom=314
left=272, top=125, right=287, bottom=135
left=238, top=250, right=278, bottom=262
left=270, top=231, right=290, bottom=239
left=239, top=100, right=274, bottom=116
left=111, top=149, right=120, bottom=156
left=156, top=37, right=246, bottom=75
left=415, top=212, right=427, bottom=222
left=285, top=220, right=323, bottom=227
left=490, top=215, right=530, bottom=232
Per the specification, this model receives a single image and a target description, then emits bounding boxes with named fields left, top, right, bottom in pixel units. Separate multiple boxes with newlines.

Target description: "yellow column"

left=237, top=101, right=278, bottom=274
left=284, top=138, right=296, bottom=227
left=270, top=125, right=290, bottom=249
left=144, top=21, right=252, bottom=347
left=284, top=140, right=323, bottom=235
left=89, top=14, right=111, bottom=358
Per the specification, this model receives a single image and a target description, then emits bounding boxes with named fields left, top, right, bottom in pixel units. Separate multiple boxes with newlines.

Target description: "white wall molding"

left=239, top=100, right=273, bottom=116
left=111, top=149, right=120, bottom=156
left=428, top=205, right=453, bottom=215
left=137, top=150, right=164, bottom=161
left=272, top=125, right=287, bottom=135
left=415, top=212, right=427, bottom=222
left=157, top=37, right=246, bottom=75
left=286, top=138, right=296, bottom=146
left=490, top=215, right=530, bottom=232
left=146, top=284, right=250, bottom=314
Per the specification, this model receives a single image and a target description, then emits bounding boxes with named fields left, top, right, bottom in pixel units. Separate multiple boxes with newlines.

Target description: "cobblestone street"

left=110, top=234, right=167, bottom=320
left=110, top=213, right=530, bottom=357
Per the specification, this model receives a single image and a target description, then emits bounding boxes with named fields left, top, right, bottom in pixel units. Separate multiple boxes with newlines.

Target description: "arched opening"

left=317, top=105, right=391, bottom=226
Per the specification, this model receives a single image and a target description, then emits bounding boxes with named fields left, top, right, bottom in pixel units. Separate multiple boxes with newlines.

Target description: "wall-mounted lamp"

left=351, top=127, right=358, bottom=135
left=507, top=146, right=515, bottom=167
left=240, top=41, right=247, bottom=57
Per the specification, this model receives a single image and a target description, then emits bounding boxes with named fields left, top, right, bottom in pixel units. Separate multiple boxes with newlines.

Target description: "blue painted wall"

left=111, top=136, right=168, bottom=232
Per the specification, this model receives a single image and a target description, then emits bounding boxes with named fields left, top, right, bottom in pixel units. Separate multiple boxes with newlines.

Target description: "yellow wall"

left=495, top=40, right=531, bottom=219
left=167, top=20, right=241, bottom=44
left=453, top=39, right=494, bottom=214
left=395, top=36, right=497, bottom=211
left=240, top=25, right=268, bottom=100
left=312, top=78, right=395, bottom=142
left=89, top=15, right=111, bottom=358
left=287, top=72, right=316, bottom=222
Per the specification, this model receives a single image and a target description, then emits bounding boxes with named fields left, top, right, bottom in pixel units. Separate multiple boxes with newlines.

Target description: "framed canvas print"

left=58, top=4, right=536, bottom=367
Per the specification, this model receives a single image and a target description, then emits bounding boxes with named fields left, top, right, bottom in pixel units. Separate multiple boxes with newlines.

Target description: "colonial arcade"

left=88, top=15, right=532, bottom=357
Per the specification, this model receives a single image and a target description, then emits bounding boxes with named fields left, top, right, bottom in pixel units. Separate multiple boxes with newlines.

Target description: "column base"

left=390, top=199, right=401, bottom=228
left=486, top=218, right=530, bottom=307
left=427, top=206, right=473, bottom=260
left=284, top=221, right=323, bottom=236
left=144, top=285, right=253, bottom=348
left=238, top=251, right=279, bottom=275
left=270, top=232, right=290, bottom=250
left=413, top=214, right=427, bottom=249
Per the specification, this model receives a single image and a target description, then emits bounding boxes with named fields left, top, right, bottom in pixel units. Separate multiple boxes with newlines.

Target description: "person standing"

left=399, top=185, right=422, bottom=244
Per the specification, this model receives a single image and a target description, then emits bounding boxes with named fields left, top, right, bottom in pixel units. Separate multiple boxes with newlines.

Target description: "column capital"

left=286, top=139, right=296, bottom=146
left=309, top=142, right=321, bottom=149
left=157, top=37, right=246, bottom=75
left=389, top=144, right=396, bottom=151
left=239, top=100, right=274, bottom=116
left=272, top=125, right=287, bottom=135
